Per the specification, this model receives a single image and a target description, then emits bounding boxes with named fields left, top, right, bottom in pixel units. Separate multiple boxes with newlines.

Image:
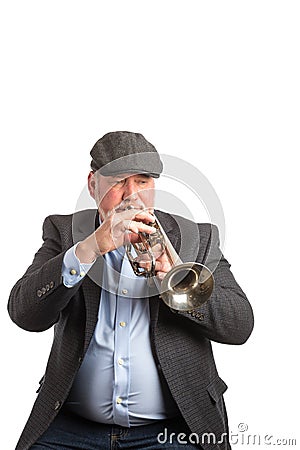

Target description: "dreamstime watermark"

left=157, top=423, right=297, bottom=446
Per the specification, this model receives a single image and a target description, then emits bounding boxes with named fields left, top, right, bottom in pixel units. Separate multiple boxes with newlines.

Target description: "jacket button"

left=54, top=400, right=61, bottom=411
left=41, top=287, right=46, bottom=295
left=49, top=281, right=54, bottom=289
left=197, top=313, right=204, bottom=320
left=37, top=290, right=42, bottom=298
left=46, top=284, right=50, bottom=291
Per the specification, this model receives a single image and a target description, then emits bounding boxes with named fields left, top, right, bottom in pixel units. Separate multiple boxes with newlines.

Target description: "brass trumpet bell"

left=160, top=262, right=214, bottom=311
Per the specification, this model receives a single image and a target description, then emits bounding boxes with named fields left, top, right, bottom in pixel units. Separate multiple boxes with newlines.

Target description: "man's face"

left=88, top=172, right=155, bottom=218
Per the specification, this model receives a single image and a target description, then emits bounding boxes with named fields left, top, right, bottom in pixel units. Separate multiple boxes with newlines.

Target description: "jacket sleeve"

left=7, top=215, right=84, bottom=332
left=176, top=224, right=254, bottom=345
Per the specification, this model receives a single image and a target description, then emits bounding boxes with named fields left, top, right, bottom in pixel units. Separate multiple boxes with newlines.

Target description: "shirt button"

left=121, top=289, right=128, bottom=295
left=70, top=269, right=77, bottom=275
left=118, top=358, right=124, bottom=366
left=116, top=397, right=122, bottom=404
left=119, top=321, right=126, bottom=327
left=80, top=271, right=85, bottom=277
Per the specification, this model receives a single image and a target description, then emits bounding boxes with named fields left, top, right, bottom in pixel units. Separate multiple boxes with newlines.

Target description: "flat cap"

left=90, top=131, right=163, bottom=178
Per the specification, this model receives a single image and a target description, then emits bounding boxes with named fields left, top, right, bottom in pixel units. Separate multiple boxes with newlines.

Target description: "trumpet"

left=122, top=206, right=214, bottom=311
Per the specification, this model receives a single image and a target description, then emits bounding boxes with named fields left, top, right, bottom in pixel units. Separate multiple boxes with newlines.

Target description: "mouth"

left=114, top=198, right=145, bottom=213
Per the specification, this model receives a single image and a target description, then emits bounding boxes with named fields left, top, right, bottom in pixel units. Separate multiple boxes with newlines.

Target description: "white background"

left=1, top=1, right=299, bottom=449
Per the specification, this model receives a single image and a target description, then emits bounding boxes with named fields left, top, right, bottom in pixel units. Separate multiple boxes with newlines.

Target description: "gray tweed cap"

left=90, top=131, right=163, bottom=178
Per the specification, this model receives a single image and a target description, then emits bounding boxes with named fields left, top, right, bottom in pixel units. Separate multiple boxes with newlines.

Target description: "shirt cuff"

left=62, top=243, right=95, bottom=288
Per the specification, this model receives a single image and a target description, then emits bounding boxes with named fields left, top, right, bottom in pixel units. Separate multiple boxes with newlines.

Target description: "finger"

left=125, top=219, right=157, bottom=235
left=126, top=233, right=140, bottom=244
left=155, top=260, right=172, bottom=273
left=156, top=271, right=167, bottom=280
left=116, top=208, right=155, bottom=224
left=133, top=211, right=155, bottom=224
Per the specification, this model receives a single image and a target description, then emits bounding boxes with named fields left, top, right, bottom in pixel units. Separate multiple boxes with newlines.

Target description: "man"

left=8, top=131, right=254, bottom=450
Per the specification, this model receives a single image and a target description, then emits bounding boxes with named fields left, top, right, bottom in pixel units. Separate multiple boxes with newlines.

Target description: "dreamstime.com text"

left=157, top=423, right=297, bottom=446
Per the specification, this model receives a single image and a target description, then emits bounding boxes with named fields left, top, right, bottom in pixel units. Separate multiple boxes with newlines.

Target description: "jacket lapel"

left=82, top=269, right=102, bottom=353
left=155, top=210, right=180, bottom=253
left=149, top=210, right=181, bottom=324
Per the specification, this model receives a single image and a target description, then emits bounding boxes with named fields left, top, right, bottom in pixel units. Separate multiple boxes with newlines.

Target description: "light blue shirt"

left=62, top=243, right=178, bottom=427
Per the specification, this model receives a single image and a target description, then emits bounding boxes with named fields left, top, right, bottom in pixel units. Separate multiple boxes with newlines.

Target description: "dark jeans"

left=30, top=409, right=202, bottom=449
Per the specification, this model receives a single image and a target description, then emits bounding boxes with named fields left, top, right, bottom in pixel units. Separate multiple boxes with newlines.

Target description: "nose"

left=123, top=179, right=138, bottom=201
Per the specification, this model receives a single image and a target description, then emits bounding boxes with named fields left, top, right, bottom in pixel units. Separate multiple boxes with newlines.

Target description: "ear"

left=87, top=171, right=96, bottom=199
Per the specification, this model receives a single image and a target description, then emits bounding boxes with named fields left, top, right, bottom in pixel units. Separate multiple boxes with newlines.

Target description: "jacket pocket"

left=206, top=376, right=228, bottom=403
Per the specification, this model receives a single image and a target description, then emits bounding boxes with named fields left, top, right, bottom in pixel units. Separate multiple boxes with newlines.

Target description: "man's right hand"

left=75, top=209, right=156, bottom=264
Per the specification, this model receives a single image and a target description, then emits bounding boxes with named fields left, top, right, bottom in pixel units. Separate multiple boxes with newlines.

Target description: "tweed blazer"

left=8, top=209, right=254, bottom=450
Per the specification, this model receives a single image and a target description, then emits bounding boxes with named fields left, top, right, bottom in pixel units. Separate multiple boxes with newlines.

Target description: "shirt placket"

left=112, top=251, right=132, bottom=427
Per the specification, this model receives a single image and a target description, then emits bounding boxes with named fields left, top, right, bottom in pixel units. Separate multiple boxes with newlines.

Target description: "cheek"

left=99, top=190, right=122, bottom=211
left=139, top=188, right=155, bottom=207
